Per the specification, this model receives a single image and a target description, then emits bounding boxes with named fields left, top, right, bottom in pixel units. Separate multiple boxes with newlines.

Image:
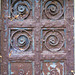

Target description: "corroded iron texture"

left=9, top=62, right=33, bottom=75
left=9, top=28, right=32, bottom=52
left=41, top=61, right=64, bottom=75
left=9, top=0, right=33, bottom=20
left=8, top=28, right=34, bottom=59
left=1, top=0, right=74, bottom=75
left=41, top=0, right=64, bottom=19
left=41, top=28, right=65, bottom=52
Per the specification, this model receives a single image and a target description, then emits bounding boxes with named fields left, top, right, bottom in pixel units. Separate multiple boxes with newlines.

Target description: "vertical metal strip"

left=0, top=0, right=1, bottom=17
left=8, top=63, right=11, bottom=75
left=41, top=29, right=43, bottom=50
left=64, top=28, right=66, bottom=48
left=41, top=62, right=43, bottom=74
left=32, top=0, right=34, bottom=17
left=0, top=1, right=1, bottom=75
left=74, top=0, right=75, bottom=72
left=41, top=0, right=42, bottom=18
left=0, top=31, right=2, bottom=75
left=64, top=0, right=65, bottom=19
left=33, top=31, right=34, bottom=50
left=8, top=29, right=10, bottom=49
left=8, top=0, right=11, bottom=17
left=32, top=62, right=35, bottom=75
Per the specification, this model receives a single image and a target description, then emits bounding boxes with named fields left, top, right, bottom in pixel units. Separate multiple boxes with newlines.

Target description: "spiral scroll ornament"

left=44, top=30, right=64, bottom=52
left=43, top=0, right=64, bottom=19
left=10, top=30, right=31, bottom=51
left=11, top=0, right=31, bottom=19
left=50, top=69, right=59, bottom=75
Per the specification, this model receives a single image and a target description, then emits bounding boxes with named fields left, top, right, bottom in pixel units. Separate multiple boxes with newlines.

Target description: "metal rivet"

left=4, top=39, right=7, bottom=42
left=20, top=24, right=23, bottom=26
left=42, top=23, right=45, bottom=25
left=68, top=30, right=71, bottom=32
left=36, top=37, right=39, bottom=42
left=36, top=29, right=39, bottom=32
left=4, top=30, right=7, bottom=32
left=4, top=72, right=7, bottom=74
left=19, top=65, right=22, bottom=67
left=36, top=71, right=39, bottom=74
left=52, top=55, right=55, bottom=58
left=4, top=62, right=7, bottom=64
left=36, top=62, right=39, bottom=65
left=43, top=55, right=45, bottom=58
left=4, top=49, right=6, bottom=51
left=39, top=5, right=40, bottom=7
left=36, top=16, right=39, bottom=19
left=30, top=23, right=32, bottom=26
left=36, top=48, right=38, bottom=51
left=68, top=39, right=71, bottom=41
left=68, top=49, right=71, bottom=51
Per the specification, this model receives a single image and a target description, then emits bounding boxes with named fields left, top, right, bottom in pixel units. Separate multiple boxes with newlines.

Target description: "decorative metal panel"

left=1, top=0, right=74, bottom=75
left=9, top=0, right=33, bottom=20
left=8, top=28, right=33, bottom=54
left=8, top=61, right=34, bottom=75
left=41, top=61, right=64, bottom=75
left=41, top=28, right=65, bottom=52
left=41, top=0, right=64, bottom=20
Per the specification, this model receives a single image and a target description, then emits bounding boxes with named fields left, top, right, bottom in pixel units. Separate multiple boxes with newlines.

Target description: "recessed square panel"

left=8, top=0, right=34, bottom=20
left=8, top=61, right=34, bottom=75
left=41, top=61, right=64, bottom=75
left=41, top=28, right=66, bottom=52
left=41, top=0, right=65, bottom=20
left=8, top=28, right=34, bottom=54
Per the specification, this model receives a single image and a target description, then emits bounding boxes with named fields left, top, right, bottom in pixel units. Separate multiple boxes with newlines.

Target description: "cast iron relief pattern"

left=41, top=0, right=64, bottom=19
left=42, top=28, right=65, bottom=52
left=9, top=28, right=33, bottom=53
left=8, top=62, right=34, bottom=75
left=41, top=61, right=64, bottom=75
left=9, top=0, right=33, bottom=20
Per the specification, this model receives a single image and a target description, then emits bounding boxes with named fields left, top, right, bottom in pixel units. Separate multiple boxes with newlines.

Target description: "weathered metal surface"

left=41, top=0, right=64, bottom=19
left=1, top=0, right=74, bottom=75
left=9, top=0, right=33, bottom=20
left=9, top=28, right=32, bottom=52
left=41, top=61, right=64, bottom=75
left=41, top=28, right=65, bottom=52
left=0, top=0, right=1, bottom=17
left=8, top=61, right=34, bottom=75
left=8, top=28, right=35, bottom=60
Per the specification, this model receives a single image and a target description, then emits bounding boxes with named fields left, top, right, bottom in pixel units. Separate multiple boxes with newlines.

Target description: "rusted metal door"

left=1, top=0, right=74, bottom=75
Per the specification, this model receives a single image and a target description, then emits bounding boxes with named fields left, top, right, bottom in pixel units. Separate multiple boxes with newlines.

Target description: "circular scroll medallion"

left=44, top=30, right=64, bottom=52
left=49, top=35, right=59, bottom=46
left=10, top=30, right=30, bottom=51
left=11, top=0, right=31, bottom=19
left=44, top=0, right=63, bottom=19
left=19, top=69, right=24, bottom=75
left=50, top=69, right=59, bottom=75
left=17, top=35, right=29, bottom=47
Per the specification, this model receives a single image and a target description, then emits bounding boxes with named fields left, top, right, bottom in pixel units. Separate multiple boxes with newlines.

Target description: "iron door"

left=1, top=0, right=74, bottom=75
